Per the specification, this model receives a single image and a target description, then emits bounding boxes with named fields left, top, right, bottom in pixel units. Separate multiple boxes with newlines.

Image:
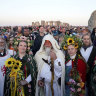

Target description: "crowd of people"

left=0, top=25, right=96, bottom=96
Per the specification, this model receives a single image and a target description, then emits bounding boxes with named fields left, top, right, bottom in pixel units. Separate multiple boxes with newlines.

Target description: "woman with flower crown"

left=61, top=35, right=87, bottom=96
left=4, top=40, right=37, bottom=96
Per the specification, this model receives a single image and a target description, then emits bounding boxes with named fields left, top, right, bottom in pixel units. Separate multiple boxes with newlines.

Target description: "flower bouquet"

left=5, top=58, right=25, bottom=96
left=69, top=68, right=85, bottom=96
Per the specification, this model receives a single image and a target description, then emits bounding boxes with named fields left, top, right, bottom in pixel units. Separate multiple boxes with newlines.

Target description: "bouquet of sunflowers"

left=5, top=58, right=25, bottom=96
left=69, top=68, right=85, bottom=96
left=5, top=57, right=22, bottom=72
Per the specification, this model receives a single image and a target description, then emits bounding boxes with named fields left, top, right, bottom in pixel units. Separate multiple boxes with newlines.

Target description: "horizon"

left=0, top=0, right=96, bottom=26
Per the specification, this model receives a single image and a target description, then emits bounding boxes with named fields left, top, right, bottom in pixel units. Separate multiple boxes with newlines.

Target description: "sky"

left=0, top=0, right=96, bottom=26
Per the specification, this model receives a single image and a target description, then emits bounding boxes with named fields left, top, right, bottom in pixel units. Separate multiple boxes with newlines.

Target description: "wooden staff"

left=42, top=58, right=54, bottom=96
left=50, top=58, right=54, bottom=96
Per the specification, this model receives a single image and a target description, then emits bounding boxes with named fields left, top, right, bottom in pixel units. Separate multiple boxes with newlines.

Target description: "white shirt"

left=0, top=50, right=14, bottom=96
left=66, top=54, right=76, bottom=66
left=80, top=46, right=93, bottom=62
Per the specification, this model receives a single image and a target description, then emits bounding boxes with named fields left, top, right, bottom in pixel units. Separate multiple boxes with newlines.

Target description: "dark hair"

left=22, top=28, right=30, bottom=36
left=39, top=25, right=44, bottom=29
left=91, top=27, right=96, bottom=42
left=91, top=27, right=96, bottom=35
left=17, top=40, right=28, bottom=47
left=51, top=26, right=55, bottom=29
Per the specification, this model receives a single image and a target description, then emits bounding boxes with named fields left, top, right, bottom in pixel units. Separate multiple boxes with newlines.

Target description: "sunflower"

left=63, top=45, right=67, bottom=50
left=12, top=64, right=20, bottom=72
left=5, top=58, right=16, bottom=67
left=15, top=60, right=22, bottom=68
left=67, top=38, right=75, bottom=45
left=75, top=43, right=78, bottom=49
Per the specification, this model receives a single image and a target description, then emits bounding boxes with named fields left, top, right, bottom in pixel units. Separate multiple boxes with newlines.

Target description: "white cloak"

left=35, top=34, right=65, bottom=96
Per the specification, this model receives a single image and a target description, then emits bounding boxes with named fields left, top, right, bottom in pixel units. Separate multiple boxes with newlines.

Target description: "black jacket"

left=32, top=34, right=44, bottom=56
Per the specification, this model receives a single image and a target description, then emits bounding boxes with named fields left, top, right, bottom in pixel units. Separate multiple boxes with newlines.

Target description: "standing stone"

left=88, top=10, right=96, bottom=32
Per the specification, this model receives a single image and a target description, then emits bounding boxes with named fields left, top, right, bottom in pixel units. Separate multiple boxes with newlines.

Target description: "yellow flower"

left=67, top=38, right=75, bottom=45
left=75, top=43, right=78, bottom=49
left=80, top=82, right=84, bottom=88
left=78, top=54, right=80, bottom=57
left=12, top=64, right=20, bottom=72
left=63, top=45, right=67, bottom=50
left=28, top=43, right=31, bottom=47
left=10, top=70, right=17, bottom=77
left=78, top=76, right=82, bottom=82
left=15, top=60, right=22, bottom=68
left=14, top=41, right=18, bottom=45
left=5, top=58, right=16, bottom=67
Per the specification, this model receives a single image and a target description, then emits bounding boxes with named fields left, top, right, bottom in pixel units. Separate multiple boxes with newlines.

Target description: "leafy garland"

left=13, top=36, right=33, bottom=51
left=69, top=51, right=85, bottom=96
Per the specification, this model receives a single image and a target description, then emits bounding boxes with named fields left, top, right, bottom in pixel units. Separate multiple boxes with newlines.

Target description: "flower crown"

left=13, top=36, right=33, bottom=51
left=61, top=35, right=82, bottom=50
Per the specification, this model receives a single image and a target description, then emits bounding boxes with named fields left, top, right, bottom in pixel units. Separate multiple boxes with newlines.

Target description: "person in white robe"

left=35, top=34, right=65, bottom=96
left=0, top=36, right=15, bottom=96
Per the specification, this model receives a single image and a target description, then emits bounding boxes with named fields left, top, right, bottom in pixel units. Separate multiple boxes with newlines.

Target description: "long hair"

left=91, top=28, right=96, bottom=42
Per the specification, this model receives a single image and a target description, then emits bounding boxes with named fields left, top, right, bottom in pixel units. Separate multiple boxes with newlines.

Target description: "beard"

left=45, top=47, right=51, bottom=56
